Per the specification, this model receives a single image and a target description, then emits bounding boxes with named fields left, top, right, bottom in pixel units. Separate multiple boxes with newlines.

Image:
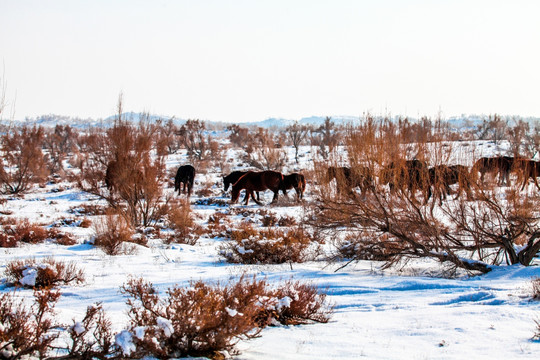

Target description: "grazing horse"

left=428, top=164, right=473, bottom=204
left=472, top=156, right=512, bottom=186
left=105, top=159, right=144, bottom=198
left=379, top=159, right=431, bottom=202
left=326, top=166, right=374, bottom=196
left=511, top=158, right=540, bottom=190
left=175, top=165, right=195, bottom=196
left=281, top=173, right=307, bottom=201
left=231, top=170, right=284, bottom=205
left=223, top=170, right=260, bottom=201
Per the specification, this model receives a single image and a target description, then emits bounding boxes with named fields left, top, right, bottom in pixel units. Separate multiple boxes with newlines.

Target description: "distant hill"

left=5, top=112, right=539, bottom=130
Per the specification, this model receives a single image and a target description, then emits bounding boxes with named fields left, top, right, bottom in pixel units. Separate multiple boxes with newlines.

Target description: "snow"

left=19, top=267, right=38, bottom=287
left=71, top=322, right=86, bottom=335
left=156, top=317, right=174, bottom=338
left=115, top=330, right=136, bottom=356
left=1, top=141, right=540, bottom=359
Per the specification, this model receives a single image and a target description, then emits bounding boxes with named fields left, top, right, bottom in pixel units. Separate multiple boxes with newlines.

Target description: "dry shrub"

left=93, top=212, right=136, bottom=255
left=278, top=214, right=297, bottom=227
left=0, top=289, right=62, bottom=359
left=165, top=199, right=199, bottom=245
left=69, top=204, right=108, bottom=216
left=4, top=257, right=85, bottom=289
left=206, top=211, right=231, bottom=237
left=4, top=220, right=49, bottom=244
left=259, top=209, right=278, bottom=227
left=257, top=280, right=333, bottom=326
left=120, top=275, right=333, bottom=359
left=79, top=218, right=92, bottom=228
left=221, top=224, right=318, bottom=264
left=120, top=276, right=266, bottom=359
left=0, top=220, right=52, bottom=247
left=64, top=302, right=117, bottom=359
left=532, top=277, right=540, bottom=300
left=47, top=228, right=77, bottom=246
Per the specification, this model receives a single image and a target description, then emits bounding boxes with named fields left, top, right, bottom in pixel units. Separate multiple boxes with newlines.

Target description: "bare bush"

left=120, top=276, right=266, bottom=359
left=77, top=97, right=169, bottom=227
left=0, top=288, right=62, bottom=359
left=220, top=224, right=318, bottom=264
left=93, top=212, right=136, bottom=255
left=120, top=275, right=333, bottom=359
left=165, top=199, right=200, bottom=245
left=62, top=302, right=117, bottom=359
left=4, top=257, right=85, bottom=289
left=0, top=125, right=48, bottom=194
left=532, top=277, right=540, bottom=300
left=0, top=219, right=51, bottom=247
left=312, top=121, right=540, bottom=274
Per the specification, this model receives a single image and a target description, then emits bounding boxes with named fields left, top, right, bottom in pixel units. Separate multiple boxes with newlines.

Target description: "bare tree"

left=310, top=122, right=540, bottom=275
left=286, top=121, right=309, bottom=163
left=0, top=126, right=48, bottom=194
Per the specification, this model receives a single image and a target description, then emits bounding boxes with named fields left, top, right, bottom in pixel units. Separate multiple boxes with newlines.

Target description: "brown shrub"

left=0, top=288, right=62, bottom=358
left=47, top=228, right=77, bottom=246
left=4, top=257, right=85, bottom=289
left=93, top=212, right=135, bottom=255
left=120, top=275, right=266, bottom=359
left=220, top=225, right=318, bottom=264
left=0, top=220, right=50, bottom=247
left=165, top=199, right=200, bottom=245
left=532, top=277, right=540, bottom=300
left=278, top=214, right=297, bottom=227
left=120, top=275, right=333, bottom=359
left=256, top=280, right=334, bottom=326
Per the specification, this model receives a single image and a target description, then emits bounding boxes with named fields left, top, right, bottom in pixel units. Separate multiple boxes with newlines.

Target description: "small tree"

left=286, top=121, right=309, bottom=163
left=178, top=119, right=210, bottom=161
left=0, top=125, right=48, bottom=194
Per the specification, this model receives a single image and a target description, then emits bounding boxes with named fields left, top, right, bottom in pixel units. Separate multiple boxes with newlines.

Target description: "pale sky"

left=1, top=0, right=539, bottom=122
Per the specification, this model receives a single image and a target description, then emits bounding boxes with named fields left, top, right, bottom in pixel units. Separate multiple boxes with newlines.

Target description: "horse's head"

left=223, top=178, right=230, bottom=192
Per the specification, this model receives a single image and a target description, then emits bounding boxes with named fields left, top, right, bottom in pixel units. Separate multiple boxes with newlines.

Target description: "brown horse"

left=472, top=156, right=512, bottom=186
left=511, top=158, right=540, bottom=190
left=281, top=173, right=306, bottom=201
left=428, top=164, right=473, bottom=204
left=105, top=158, right=143, bottom=197
left=231, top=170, right=284, bottom=205
left=379, top=159, right=431, bottom=202
left=326, top=166, right=374, bottom=196
left=223, top=170, right=260, bottom=202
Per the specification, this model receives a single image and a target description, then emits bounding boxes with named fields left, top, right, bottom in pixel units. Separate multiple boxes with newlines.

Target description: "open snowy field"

left=1, top=142, right=540, bottom=360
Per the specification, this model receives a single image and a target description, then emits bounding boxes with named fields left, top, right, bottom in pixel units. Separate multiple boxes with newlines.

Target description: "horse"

left=511, top=158, right=540, bottom=190
left=472, top=156, right=513, bottom=186
left=223, top=170, right=260, bottom=202
left=379, top=159, right=431, bottom=202
left=326, top=166, right=374, bottom=196
left=281, top=173, right=306, bottom=201
left=231, top=170, right=284, bottom=205
left=428, top=164, right=473, bottom=204
left=105, top=159, right=144, bottom=199
left=174, top=165, right=195, bottom=196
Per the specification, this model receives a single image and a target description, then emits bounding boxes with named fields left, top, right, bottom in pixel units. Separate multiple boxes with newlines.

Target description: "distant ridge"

left=5, top=112, right=539, bottom=129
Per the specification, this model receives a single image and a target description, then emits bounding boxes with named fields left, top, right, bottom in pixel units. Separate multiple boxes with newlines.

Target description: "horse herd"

left=325, top=155, right=540, bottom=204
left=173, top=165, right=306, bottom=205
left=107, top=155, right=540, bottom=206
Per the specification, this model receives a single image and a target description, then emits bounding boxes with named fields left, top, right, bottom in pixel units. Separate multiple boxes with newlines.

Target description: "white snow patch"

left=115, top=330, right=136, bottom=356
left=156, top=317, right=174, bottom=338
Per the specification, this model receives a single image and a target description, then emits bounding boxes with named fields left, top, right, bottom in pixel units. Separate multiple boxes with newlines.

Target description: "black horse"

left=175, top=165, right=195, bottom=196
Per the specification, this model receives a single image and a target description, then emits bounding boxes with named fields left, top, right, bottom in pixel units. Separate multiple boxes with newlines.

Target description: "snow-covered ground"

left=1, top=142, right=540, bottom=359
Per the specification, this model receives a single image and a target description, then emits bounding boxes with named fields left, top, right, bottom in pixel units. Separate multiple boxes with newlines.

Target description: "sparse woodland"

left=1, top=103, right=540, bottom=358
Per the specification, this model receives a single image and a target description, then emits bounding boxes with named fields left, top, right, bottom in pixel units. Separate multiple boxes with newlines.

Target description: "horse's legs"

left=271, top=190, right=279, bottom=203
